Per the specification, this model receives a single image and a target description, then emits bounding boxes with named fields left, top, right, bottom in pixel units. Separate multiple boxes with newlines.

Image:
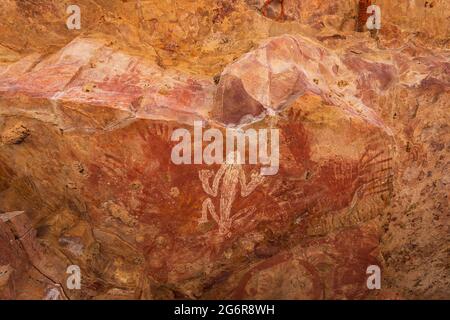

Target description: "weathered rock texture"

left=0, top=0, right=448, bottom=299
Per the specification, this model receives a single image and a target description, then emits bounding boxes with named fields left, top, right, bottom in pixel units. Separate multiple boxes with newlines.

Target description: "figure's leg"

left=199, top=198, right=219, bottom=224
left=232, top=206, right=256, bottom=228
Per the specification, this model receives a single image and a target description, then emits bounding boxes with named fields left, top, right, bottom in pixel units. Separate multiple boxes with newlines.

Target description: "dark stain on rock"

left=254, top=243, right=280, bottom=258
left=213, top=75, right=265, bottom=125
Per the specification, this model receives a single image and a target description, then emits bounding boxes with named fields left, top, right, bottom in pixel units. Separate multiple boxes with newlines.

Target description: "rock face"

left=0, top=0, right=449, bottom=300
left=213, top=34, right=386, bottom=127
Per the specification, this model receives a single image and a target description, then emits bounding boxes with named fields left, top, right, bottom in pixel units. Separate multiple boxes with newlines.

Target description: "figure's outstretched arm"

left=240, top=169, right=264, bottom=197
left=199, top=170, right=214, bottom=196
left=211, top=165, right=226, bottom=195
left=199, top=166, right=226, bottom=197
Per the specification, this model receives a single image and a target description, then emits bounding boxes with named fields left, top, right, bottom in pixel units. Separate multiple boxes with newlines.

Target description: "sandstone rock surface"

left=0, top=0, right=448, bottom=299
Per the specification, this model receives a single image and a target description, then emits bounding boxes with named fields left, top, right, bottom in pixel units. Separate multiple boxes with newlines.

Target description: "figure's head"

left=225, top=150, right=242, bottom=165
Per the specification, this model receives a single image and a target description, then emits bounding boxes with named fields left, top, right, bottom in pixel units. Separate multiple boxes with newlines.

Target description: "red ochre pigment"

left=357, top=0, right=372, bottom=31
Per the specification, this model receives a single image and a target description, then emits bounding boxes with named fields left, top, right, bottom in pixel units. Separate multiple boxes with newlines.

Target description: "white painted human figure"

left=198, top=151, right=264, bottom=238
